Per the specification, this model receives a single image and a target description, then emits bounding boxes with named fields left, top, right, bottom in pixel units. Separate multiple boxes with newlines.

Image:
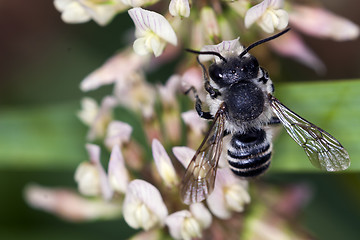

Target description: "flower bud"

left=152, top=139, right=179, bottom=187
left=200, top=7, right=220, bottom=40
left=169, top=0, right=190, bottom=18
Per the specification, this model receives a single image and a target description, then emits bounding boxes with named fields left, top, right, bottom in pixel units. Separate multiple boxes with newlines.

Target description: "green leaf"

left=270, top=80, right=360, bottom=172
left=0, top=103, right=87, bottom=170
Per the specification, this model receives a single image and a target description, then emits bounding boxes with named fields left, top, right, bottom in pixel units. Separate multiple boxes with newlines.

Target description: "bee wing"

left=180, top=105, right=226, bottom=204
left=269, top=95, right=350, bottom=171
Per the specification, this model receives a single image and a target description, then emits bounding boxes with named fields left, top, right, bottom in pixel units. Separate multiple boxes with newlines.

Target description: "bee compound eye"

left=209, top=64, right=223, bottom=83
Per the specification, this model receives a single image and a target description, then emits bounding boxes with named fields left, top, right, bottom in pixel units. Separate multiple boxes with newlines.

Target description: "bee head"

left=208, top=54, right=259, bottom=87
left=187, top=28, right=290, bottom=87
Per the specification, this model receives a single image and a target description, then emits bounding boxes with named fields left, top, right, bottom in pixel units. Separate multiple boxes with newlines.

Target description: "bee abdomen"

left=227, top=129, right=272, bottom=177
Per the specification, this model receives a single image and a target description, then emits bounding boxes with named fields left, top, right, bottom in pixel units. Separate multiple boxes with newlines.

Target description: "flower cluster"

left=25, top=0, right=359, bottom=239
left=53, top=0, right=359, bottom=73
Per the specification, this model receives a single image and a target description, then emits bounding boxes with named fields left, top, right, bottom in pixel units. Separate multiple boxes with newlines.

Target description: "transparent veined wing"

left=180, top=104, right=226, bottom=204
left=269, top=95, right=350, bottom=171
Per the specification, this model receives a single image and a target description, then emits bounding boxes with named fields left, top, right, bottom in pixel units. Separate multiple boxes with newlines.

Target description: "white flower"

left=80, top=49, right=147, bottom=92
left=108, top=145, right=130, bottom=194
left=123, top=179, right=168, bottom=230
left=289, top=5, right=359, bottom=41
left=104, top=120, right=133, bottom=150
left=25, top=184, right=122, bottom=221
left=74, top=144, right=114, bottom=200
left=206, top=168, right=250, bottom=219
left=165, top=203, right=212, bottom=240
left=169, top=0, right=190, bottom=18
left=245, top=0, right=289, bottom=33
left=199, top=38, right=243, bottom=63
left=128, top=7, right=177, bottom=57
left=152, top=139, right=179, bottom=187
left=54, top=0, right=127, bottom=26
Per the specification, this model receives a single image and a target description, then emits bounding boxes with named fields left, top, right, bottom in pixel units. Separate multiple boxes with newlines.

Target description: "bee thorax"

left=224, top=81, right=264, bottom=122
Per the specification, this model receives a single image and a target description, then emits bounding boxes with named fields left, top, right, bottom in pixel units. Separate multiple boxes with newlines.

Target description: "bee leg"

left=205, top=81, right=221, bottom=99
left=196, top=56, right=221, bottom=99
left=185, top=86, right=213, bottom=120
left=267, top=116, right=281, bottom=125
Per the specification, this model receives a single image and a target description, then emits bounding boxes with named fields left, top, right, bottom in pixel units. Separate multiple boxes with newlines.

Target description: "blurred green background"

left=0, top=1, right=360, bottom=239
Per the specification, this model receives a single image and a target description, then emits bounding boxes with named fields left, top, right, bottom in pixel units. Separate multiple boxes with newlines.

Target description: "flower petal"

left=86, top=96, right=117, bottom=141
left=54, top=0, right=127, bottom=26
left=165, top=210, right=192, bottom=239
left=108, top=145, right=130, bottom=194
left=129, top=229, right=162, bottom=240
left=128, top=7, right=177, bottom=45
left=152, top=139, right=178, bottom=187
left=113, top=72, right=156, bottom=118
left=133, top=37, right=152, bottom=55
left=74, top=161, right=101, bottom=196
left=77, top=97, right=99, bottom=126
left=123, top=180, right=168, bottom=230
left=181, top=67, right=203, bottom=92
left=245, top=0, right=273, bottom=28
left=24, top=184, right=122, bottom=222
left=269, top=30, right=326, bottom=74
left=181, top=110, right=208, bottom=136
left=245, top=0, right=288, bottom=33
left=206, top=168, right=250, bottom=219
left=289, top=5, right=360, bottom=41
left=258, top=11, right=275, bottom=33
left=80, top=49, right=145, bottom=92
left=172, top=146, right=196, bottom=168
left=85, top=144, right=114, bottom=200
left=200, top=7, right=220, bottom=39
left=169, top=0, right=190, bottom=18
left=158, top=74, right=181, bottom=104
left=60, top=1, right=91, bottom=24
left=122, top=0, right=155, bottom=7
left=189, top=203, right=212, bottom=228
left=88, top=4, right=119, bottom=26
left=199, top=38, right=243, bottom=62
left=275, top=9, right=289, bottom=30
left=54, top=0, right=74, bottom=11
left=181, top=217, right=202, bottom=239
left=149, top=35, right=165, bottom=57
left=165, top=205, right=210, bottom=240
left=105, top=120, right=133, bottom=150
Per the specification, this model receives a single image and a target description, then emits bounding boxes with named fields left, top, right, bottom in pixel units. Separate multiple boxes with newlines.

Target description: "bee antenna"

left=186, top=49, right=227, bottom=63
left=239, top=28, right=291, bottom=58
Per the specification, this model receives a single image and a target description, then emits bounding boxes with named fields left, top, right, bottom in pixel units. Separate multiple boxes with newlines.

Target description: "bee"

left=181, top=29, right=350, bottom=204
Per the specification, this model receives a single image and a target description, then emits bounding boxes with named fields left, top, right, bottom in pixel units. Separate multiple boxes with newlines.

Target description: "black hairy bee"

left=181, top=29, right=350, bottom=204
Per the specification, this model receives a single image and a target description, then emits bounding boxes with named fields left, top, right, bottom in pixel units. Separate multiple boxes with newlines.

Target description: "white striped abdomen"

left=227, top=128, right=272, bottom=177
